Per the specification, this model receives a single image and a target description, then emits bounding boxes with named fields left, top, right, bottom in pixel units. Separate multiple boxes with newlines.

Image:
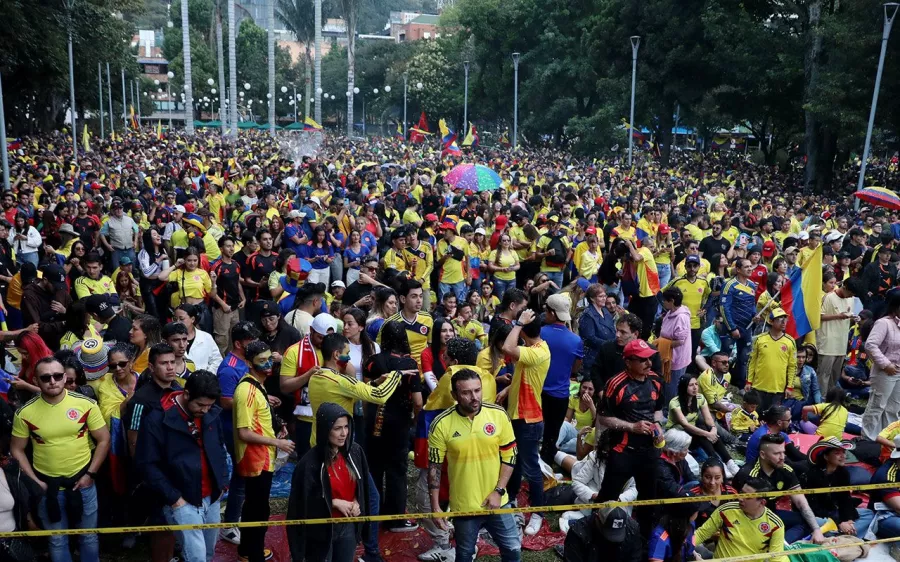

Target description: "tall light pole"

left=293, top=86, right=298, bottom=122
left=463, top=60, right=469, bottom=131
left=0, top=72, right=9, bottom=190
left=106, top=63, right=114, bottom=135
left=66, top=0, right=78, bottom=159
left=511, top=52, right=520, bottom=149
left=856, top=2, right=899, bottom=204
left=167, top=71, right=175, bottom=129
left=135, top=79, right=141, bottom=127
left=98, top=63, right=105, bottom=139
left=403, top=72, right=408, bottom=139
left=314, top=0, right=323, bottom=123
left=628, top=36, right=640, bottom=168
left=121, top=69, right=127, bottom=131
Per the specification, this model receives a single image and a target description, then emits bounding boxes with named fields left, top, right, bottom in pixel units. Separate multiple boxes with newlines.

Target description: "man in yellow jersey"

left=666, top=255, right=710, bottom=357
left=428, top=369, right=520, bottom=562
left=404, top=228, right=434, bottom=311
left=280, top=313, right=330, bottom=461
left=675, top=239, right=711, bottom=279
left=746, top=308, right=797, bottom=411
left=74, top=251, right=115, bottom=301
left=534, top=213, right=571, bottom=291
left=378, top=278, right=432, bottom=370
left=734, top=434, right=826, bottom=543
left=624, top=238, right=660, bottom=340
left=698, top=350, right=737, bottom=421
left=510, top=211, right=535, bottom=287
left=436, top=219, right=469, bottom=304
left=382, top=227, right=410, bottom=272
left=694, top=477, right=788, bottom=562
left=498, top=307, right=551, bottom=536
left=233, top=341, right=295, bottom=562
left=11, top=357, right=111, bottom=561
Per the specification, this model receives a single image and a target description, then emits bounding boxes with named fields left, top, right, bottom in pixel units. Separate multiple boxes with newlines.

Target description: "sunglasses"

left=110, top=360, right=130, bottom=370
left=39, top=372, right=65, bottom=383
left=626, top=356, right=652, bottom=363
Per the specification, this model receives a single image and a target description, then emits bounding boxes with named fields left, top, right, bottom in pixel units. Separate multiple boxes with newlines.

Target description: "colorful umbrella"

left=444, top=164, right=502, bottom=192
left=854, top=186, right=900, bottom=211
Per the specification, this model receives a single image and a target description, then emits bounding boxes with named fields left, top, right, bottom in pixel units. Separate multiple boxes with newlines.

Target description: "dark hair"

left=217, top=235, right=236, bottom=249
left=842, top=276, right=862, bottom=297
left=398, top=278, right=423, bottom=298
left=616, top=313, right=642, bottom=335
left=428, top=318, right=451, bottom=378
left=231, top=321, right=260, bottom=344
left=450, top=368, right=481, bottom=393
left=662, top=286, right=683, bottom=307
left=134, top=314, right=162, bottom=347
left=184, top=370, right=222, bottom=401
left=59, top=355, right=87, bottom=386
left=108, top=342, right=135, bottom=362
left=162, top=322, right=188, bottom=340
left=498, top=288, right=527, bottom=314
left=148, top=342, right=175, bottom=366
left=760, top=432, right=786, bottom=448
left=676, top=374, right=698, bottom=416
left=700, top=457, right=726, bottom=479
left=447, top=337, right=477, bottom=366
left=322, top=333, right=349, bottom=360
left=742, top=389, right=761, bottom=406
left=521, top=313, right=542, bottom=338
left=743, top=476, right=773, bottom=494
left=378, top=320, right=411, bottom=355
left=34, top=357, right=64, bottom=376
left=487, top=323, right=512, bottom=375
left=344, top=307, right=376, bottom=363
left=245, top=340, right=271, bottom=363
left=710, top=350, right=730, bottom=363
left=817, top=387, right=848, bottom=426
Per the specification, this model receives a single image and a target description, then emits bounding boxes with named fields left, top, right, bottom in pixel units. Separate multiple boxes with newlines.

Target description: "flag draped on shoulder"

left=780, top=245, right=823, bottom=339
left=439, top=119, right=461, bottom=156
left=303, top=117, right=323, bottom=131
left=409, top=111, right=431, bottom=143
left=82, top=125, right=91, bottom=152
left=395, top=120, right=404, bottom=138
left=462, top=122, right=479, bottom=147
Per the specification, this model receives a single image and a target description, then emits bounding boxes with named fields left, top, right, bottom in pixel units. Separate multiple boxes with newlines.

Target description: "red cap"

left=184, top=203, right=195, bottom=213
left=424, top=213, right=438, bottom=222
left=495, top=215, right=509, bottom=229
left=594, top=197, right=604, bottom=206
left=623, top=339, right=657, bottom=359
left=585, top=227, right=597, bottom=235
left=658, top=224, right=672, bottom=235
left=762, top=240, right=777, bottom=258
left=464, top=189, right=474, bottom=196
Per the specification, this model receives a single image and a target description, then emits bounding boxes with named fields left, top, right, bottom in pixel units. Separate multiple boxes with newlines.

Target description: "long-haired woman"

left=10, top=331, right=53, bottom=398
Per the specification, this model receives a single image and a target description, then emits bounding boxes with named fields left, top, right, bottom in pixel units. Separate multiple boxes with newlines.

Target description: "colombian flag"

left=82, top=125, right=91, bottom=153
left=462, top=122, right=479, bottom=147
left=439, top=119, right=461, bottom=156
left=303, top=117, right=323, bottom=131
left=780, top=245, right=823, bottom=339
left=156, top=120, right=163, bottom=140
left=409, top=111, right=431, bottom=143
left=129, top=105, right=140, bottom=130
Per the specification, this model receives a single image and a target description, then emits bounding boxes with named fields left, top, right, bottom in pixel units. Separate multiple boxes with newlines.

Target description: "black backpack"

left=544, top=234, right=567, bottom=268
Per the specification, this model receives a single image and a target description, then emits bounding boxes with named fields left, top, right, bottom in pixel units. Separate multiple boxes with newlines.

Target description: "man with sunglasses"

left=596, top=339, right=665, bottom=535
left=136, top=371, right=228, bottom=562
left=10, top=357, right=110, bottom=562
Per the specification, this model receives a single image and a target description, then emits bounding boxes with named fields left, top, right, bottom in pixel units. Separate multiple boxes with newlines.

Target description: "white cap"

left=799, top=231, right=810, bottom=241
left=475, top=227, right=486, bottom=235
left=824, top=231, right=843, bottom=243
left=331, top=280, right=346, bottom=288
left=174, top=205, right=186, bottom=213
left=310, top=313, right=337, bottom=336
left=287, top=209, right=302, bottom=219
left=309, top=196, right=322, bottom=207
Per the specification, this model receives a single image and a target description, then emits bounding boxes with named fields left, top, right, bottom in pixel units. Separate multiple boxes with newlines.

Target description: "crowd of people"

left=0, top=126, right=900, bottom=562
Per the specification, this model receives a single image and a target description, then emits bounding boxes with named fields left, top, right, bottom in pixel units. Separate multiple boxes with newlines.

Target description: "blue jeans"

left=657, top=263, right=672, bottom=289
left=454, top=509, right=521, bottom=562
left=507, top=420, right=544, bottom=512
left=438, top=281, right=466, bottom=304
left=18, top=252, right=38, bottom=268
left=666, top=367, right=687, bottom=407
left=163, top=496, right=221, bottom=562
left=38, top=483, right=99, bottom=562
left=364, top=471, right=380, bottom=556
left=544, top=271, right=563, bottom=293
left=112, top=248, right=136, bottom=271
left=721, top=328, right=751, bottom=388
left=493, top=278, right=516, bottom=300
left=224, top=440, right=246, bottom=524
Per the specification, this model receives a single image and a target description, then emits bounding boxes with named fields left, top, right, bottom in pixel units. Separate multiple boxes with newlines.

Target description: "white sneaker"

left=725, top=459, right=741, bottom=479
left=417, top=545, right=456, bottom=561
left=219, top=526, right=241, bottom=545
left=524, top=514, right=543, bottom=536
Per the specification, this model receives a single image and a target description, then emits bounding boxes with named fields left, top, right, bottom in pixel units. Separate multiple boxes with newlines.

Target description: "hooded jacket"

left=287, top=402, right=371, bottom=561
left=660, top=305, right=692, bottom=370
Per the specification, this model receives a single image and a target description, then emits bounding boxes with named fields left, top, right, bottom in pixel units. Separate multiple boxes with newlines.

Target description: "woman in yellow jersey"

left=160, top=247, right=212, bottom=309
left=129, top=314, right=162, bottom=374
left=559, top=378, right=597, bottom=454
left=487, top=234, right=519, bottom=299
left=801, top=387, right=852, bottom=439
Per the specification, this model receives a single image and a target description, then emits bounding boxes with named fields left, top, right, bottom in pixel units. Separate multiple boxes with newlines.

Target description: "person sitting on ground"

left=782, top=345, right=823, bottom=426
left=656, top=429, right=698, bottom=499
left=801, top=386, right=856, bottom=438
left=648, top=494, right=701, bottom=562
left=561, top=506, right=641, bottom=562
left=557, top=377, right=597, bottom=456
left=744, top=405, right=806, bottom=469
left=802, top=437, right=874, bottom=539
left=730, top=389, right=761, bottom=444
left=689, top=458, right=738, bottom=530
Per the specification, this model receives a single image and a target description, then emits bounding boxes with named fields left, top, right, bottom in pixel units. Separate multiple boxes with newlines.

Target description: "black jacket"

left=0, top=459, right=43, bottom=531
left=287, top=402, right=371, bottom=561
left=564, top=512, right=642, bottom=562
left=135, top=397, right=229, bottom=507
left=802, top=465, right=861, bottom=523
left=592, top=340, right=663, bottom=388
left=656, top=453, right=696, bottom=499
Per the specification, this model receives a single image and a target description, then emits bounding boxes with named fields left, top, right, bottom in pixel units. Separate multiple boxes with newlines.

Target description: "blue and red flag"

left=780, top=245, right=823, bottom=339
left=439, top=119, right=461, bottom=157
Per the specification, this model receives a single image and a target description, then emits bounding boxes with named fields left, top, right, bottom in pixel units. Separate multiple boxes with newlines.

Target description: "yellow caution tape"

left=0, top=480, right=896, bottom=538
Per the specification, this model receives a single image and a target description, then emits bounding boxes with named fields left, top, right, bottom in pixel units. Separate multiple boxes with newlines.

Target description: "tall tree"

left=181, top=0, right=195, bottom=134
left=228, top=0, right=238, bottom=136
left=216, top=7, right=226, bottom=136
left=268, top=0, right=276, bottom=133
left=338, top=0, right=359, bottom=135
left=315, top=0, right=322, bottom=123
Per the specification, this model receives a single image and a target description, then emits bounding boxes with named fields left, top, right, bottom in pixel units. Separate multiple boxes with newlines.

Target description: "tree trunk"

left=268, top=0, right=276, bottom=135
left=658, top=103, right=674, bottom=168
left=803, top=0, right=823, bottom=190
left=182, top=0, right=195, bottom=135
left=228, top=0, right=238, bottom=138
left=817, top=127, right=838, bottom=192
left=216, top=13, right=227, bottom=137
left=305, top=46, right=312, bottom=120
left=346, top=5, right=356, bottom=137
left=314, top=0, right=322, bottom=124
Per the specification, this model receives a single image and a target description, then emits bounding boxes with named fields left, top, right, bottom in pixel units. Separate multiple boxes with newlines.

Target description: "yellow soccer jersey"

left=308, top=367, right=400, bottom=446
left=378, top=312, right=433, bottom=370
left=695, top=502, right=787, bottom=562
left=747, top=333, right=797, bottom=393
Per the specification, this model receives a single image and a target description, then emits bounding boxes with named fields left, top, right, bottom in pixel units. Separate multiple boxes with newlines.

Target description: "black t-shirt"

left=105, top=315, right=133, bottom=345
left=124, top=378, right=182, bottom=433
left=422, top=195, right=443, bottom=217
left=343, top=281, right=373, bottom=310
left=699, top=236, right=731, bottom=260
left=735, top=460, right=800, bottom=495
left=363, top=352, right=422, bottom=427
left=73, top=216, right=100, bottom=251
left=212, top=259, right=242, bottom=308
left=234, top=249, right=252, bottom=274
left=245, top=252, right=278, bottom=300
left=843, top=241, right=864, bottom=261
left=599, top=372, right=665, bottom=450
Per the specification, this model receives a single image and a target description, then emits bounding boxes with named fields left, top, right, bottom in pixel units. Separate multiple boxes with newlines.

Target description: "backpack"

left=544, top=234, right=567, bottom=268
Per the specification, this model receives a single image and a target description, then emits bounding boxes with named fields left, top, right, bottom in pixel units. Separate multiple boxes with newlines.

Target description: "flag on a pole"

left=462, top=122, right=479, bottom=147
left=5, top=139, right=20, bottom=151
left=439, top=119, right=461, bottom=156
left=409, top=111, right=430, bottom=143
left=780, top=245, right=823, bottom=339
left=303, top=117, right=323, bottom=131
left=82, top=125, right=91, bottom=153
left=499, top=129, right=510, bottom=146
left=156, top=120, right=163, bottom=140
left=395, top=121, right=404, bottom=138
left=129, top=105, right=140, bottom=130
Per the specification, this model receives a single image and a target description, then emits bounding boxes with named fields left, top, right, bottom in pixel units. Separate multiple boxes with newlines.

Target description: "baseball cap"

left=174, top=205, right=186, bottom=213
left=331, top=280, right=346, bottom=289
left=41, top=264, right=67, bottom=291
left=440, top=219, right=457, bottom=231
left=259, top=301, right=281, bottom=318
left=769, top=307, right=788, bottom=322
left=824, top=231, right=843, bottom=243
left=598, top=507, right=628, bottom=542
left=762, top=240, right=777, bottom=258
left=545, top=293, right=572, bottom=322
left=495, top=215, right=509, bottom=229
left=85, top=294, right=115, bottom=321
left=585, top=227, right=597, bottom=235
left=799, top=231, right=810, bottom=241
left=119, top=256, right=133, bottom=266
left=783, top=246, right=799, bottom=255
left=658, top=224, right=672, bottom=235
left=424, top=213, right=438, bottom=222
left=547, top=212, right=560, bottom=222
left=685, top=255, right=701, bottom=265
left=475, top=227, right=486, bottom=235
left=288, top=209, right=302, bottom=220
left=310, top=313, right=338, bottom=336
left=623, top=339, right=656, bottom=359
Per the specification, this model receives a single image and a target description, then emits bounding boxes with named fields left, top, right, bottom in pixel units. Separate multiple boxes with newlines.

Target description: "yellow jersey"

left=731, top=408, right=760, bottom=434
left=437, top=237, right=469, bottom=285
left=694, top=502, right=787, bottom=562
left=747, top=332, right=797, bottom=393
left=424, top=364, right=497, bottom=411
left=428, top=403, right=517, bottom=513
left=74, top=275, right=115, bottom=300
left=307, top=367, right=400, bottom=446
left=666, top=276, right=710, bottom=329
left=811, top=403, right=848, bottom=439
left=487, top=249, right=519, bottom=282
left=378, top=312, right=433, bottom=371
left=507, top=341, right=551, bottom=423
left=404, top=242, right=434, bottom=289
left=697, top=368, right=730, bottom=418
left=233, top=375, right=276, bottom=477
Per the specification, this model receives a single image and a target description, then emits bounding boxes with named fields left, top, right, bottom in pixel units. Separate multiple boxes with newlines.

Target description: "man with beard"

left=243, top=228, right=278, bottom=303
left=699, top=221, right=732, bottom=261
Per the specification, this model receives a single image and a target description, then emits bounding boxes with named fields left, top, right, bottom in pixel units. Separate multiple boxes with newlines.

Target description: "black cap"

left=599, top=507, right=628, bottom=542
left=259, top=301, right=280, bottom=318
left=41, top=264, right=67, bottom=291
left=85, top=294, right=115, bottom=321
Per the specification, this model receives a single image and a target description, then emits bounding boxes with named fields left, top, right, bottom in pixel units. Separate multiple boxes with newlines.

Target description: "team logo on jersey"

left=420, top=326, right=428, bottom=335
left=776, top=481, right=784, bottom=490
left=781, top=345, right=787, bottom=352
left=66, top=408, right=80, bottom=421
left=698, top=287, right=704, bottom=293
left=483, top=423, right=496, bottom=436
left=758, top=522, right=771, bottom=533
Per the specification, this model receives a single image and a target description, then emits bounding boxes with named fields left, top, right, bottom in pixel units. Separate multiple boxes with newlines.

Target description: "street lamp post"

left=106, top=63, right=114, bottom=135
left=293, top=86, right=297, bottom=122
left=463, top=60, right=469, bottom=131
left=167, top=71, right=175, bottom=129
left=0, top=72, right=9, bottom=190
left=121, top=69, right=127, bottom=131
left=66, top=0, right=78, bottom=159
left=628, top=36, right=640, bottom=168
left=135, top=80, right=141, bottom=124
left=856, top=2, right=899, bottom=207
left=511, top=52, right=520, bottom=149
left=98, top=63, right=105, bottom=139
left=383, top=86, right=390, bottom=136
left=403, top=72, right=408, bottom=139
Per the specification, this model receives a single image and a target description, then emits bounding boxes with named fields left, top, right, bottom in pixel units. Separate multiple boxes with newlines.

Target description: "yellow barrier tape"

left=706, top=535, right=900, bottom=562
left=0, top=480, right=896, bottom=538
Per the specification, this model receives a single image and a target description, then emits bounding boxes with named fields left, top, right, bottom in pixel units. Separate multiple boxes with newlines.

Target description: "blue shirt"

left=648, top=523, right=695, bottom=562
left=745, top=426, right=794, bottom=466
left=361, top=231, right=378, bottom=252
left=217, top=352, right=250, bottom=445
left=540, top=323, right=584, bottom=399
left=344, top=244, right=371, bottom=270
left=302, top=242, right=334, bottom=270
left=284, top=224, right=304, bottom=256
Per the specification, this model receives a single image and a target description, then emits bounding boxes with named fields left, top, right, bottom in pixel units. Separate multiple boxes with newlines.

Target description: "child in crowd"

left=783, top=344, right=823, bottom=427
left=452, top=302, right=487, bottom=349
left=556, top=378, right=597, bottom=455
left=802, top=387, right=858, bottom=438
left=730, top=389, right=761, bottom=445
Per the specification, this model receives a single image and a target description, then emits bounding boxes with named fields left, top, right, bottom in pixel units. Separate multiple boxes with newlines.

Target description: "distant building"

left=388, top=12, right=441, bottom=42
